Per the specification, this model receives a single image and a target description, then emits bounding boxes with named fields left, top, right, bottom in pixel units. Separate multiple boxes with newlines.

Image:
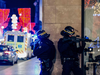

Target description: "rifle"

left=63, top=35, right=99, bottom=43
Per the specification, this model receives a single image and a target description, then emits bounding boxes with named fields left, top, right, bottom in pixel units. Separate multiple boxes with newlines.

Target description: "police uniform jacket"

left=58, top=38, right=84, bottom=60
left=33, top=38, right=56, bottom=61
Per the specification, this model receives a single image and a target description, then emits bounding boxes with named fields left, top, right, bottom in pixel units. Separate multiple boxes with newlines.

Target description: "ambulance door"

left=16, top=35, right=25, bottom=54
left=6, top=34, right=15, bottom=48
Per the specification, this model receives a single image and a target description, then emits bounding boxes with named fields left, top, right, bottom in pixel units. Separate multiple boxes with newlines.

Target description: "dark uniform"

left=33, top=30, right=56, bottom=75
left=58, top=26, right=85, bottom=75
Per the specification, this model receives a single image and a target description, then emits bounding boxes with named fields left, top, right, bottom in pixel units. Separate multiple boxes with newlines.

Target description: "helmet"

left=61, top=26, right=75, bottom=36
left=37, top=30, right=50, bottom=39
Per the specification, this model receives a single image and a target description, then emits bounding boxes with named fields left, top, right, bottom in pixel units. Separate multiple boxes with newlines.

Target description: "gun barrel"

left=91, top=41, right=100, bottom=42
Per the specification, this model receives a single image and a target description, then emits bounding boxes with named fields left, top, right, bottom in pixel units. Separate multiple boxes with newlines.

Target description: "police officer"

left=58, top=26, right=85, bottom=75
left=33, top=30, right=56, bottom=75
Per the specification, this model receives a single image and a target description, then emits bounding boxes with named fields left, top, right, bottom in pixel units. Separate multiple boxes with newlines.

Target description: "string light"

left=11, top=14, right=18, bottom=30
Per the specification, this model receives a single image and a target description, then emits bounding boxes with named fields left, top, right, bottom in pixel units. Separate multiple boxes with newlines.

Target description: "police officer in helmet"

left=58, top=26, right=85, bottom=75
left=33, top=30, right=56, bottom=75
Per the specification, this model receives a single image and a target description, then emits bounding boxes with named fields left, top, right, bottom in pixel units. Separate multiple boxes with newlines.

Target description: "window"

left=17, top=36, right=24, bottom=42
left=8, top=35, right=14, bottom=42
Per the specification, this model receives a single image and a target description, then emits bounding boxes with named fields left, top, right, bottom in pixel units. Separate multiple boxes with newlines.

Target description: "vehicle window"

left=8, top=35, right=14, bottom=42
left=0, top=46, right=8, bottom=51
left=9, top=46, right=14, bottom=51
left=17, top=36, right=24, bottom=42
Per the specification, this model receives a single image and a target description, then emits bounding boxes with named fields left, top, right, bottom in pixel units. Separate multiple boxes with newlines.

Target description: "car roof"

left=0, top=45, right=13, bottom=48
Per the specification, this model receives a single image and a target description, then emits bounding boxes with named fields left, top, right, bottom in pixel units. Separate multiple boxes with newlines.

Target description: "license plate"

left=0, top=53, right=3, bottom=56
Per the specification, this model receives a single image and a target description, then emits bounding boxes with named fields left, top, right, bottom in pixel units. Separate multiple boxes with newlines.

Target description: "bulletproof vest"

left=58, top=38, right=78, bottom=58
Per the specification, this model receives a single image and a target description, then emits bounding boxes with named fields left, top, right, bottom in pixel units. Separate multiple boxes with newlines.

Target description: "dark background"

left=3, top=0, right=36, bottom=22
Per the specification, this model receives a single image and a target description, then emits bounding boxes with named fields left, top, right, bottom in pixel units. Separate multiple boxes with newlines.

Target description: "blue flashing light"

left=85, top=36, right=89, bottom=39
left=32, top=34, right=38, bottom=42
left=33, top=34, right=38, bottom=38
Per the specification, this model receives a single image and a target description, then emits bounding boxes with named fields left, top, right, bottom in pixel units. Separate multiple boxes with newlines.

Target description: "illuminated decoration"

left=11, top=14, right=18, bottom=30
left=0, top=8, right=35, bottom=39
left=18, top=8, right=35, bottom=33
left=18, top=8, right=31, bottom=27
left=30, top=23, right=35, bottom=33
left=1, top=26, right=4, bottom=29
left=93, top=2, right=100, bottom=16
left=92, top=2, right=100, bottom=38
left=0, top=9, right=10, bottom=25
left=0, top=28, right=3, bottom=38
left=23, top=27, right=28, bottom=33
left=0, top=9, right=10, bottom=29
left=0, top=9, right=10, bottom=39
left=26, top=22, right=35, bottom=33
left=85, top=0, right=97, bottom=9
left=2, top=17, right=10, bottom=28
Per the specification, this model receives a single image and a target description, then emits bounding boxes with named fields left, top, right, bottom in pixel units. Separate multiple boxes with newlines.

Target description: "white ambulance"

left=4, top=31, right=33, bottom=60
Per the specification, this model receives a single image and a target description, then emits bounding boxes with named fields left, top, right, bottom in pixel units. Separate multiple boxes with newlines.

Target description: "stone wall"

left=42, top=0, right=82, bottom=75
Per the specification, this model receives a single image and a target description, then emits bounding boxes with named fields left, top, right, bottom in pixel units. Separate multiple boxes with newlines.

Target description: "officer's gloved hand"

left=81, top=42, right=86, bottom=49
left=68, top=40, right=76, bottom=46
left=68, top=41, right=74, bottom=45
left=83, top=42, right=86, bottom=48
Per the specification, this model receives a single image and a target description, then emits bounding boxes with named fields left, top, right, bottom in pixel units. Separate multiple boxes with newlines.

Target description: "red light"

left=4, top=51, right=11, bottom=54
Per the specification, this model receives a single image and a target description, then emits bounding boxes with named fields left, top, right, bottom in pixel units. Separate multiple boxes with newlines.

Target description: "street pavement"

left=1, top=57, right=100, bottom=75
left=0, top=57, right=41, bottom=75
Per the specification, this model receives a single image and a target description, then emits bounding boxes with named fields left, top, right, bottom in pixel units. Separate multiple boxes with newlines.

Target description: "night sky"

left=3, top=0, right=36, bottom=22
left=3, top=0, right=35, bottom=8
